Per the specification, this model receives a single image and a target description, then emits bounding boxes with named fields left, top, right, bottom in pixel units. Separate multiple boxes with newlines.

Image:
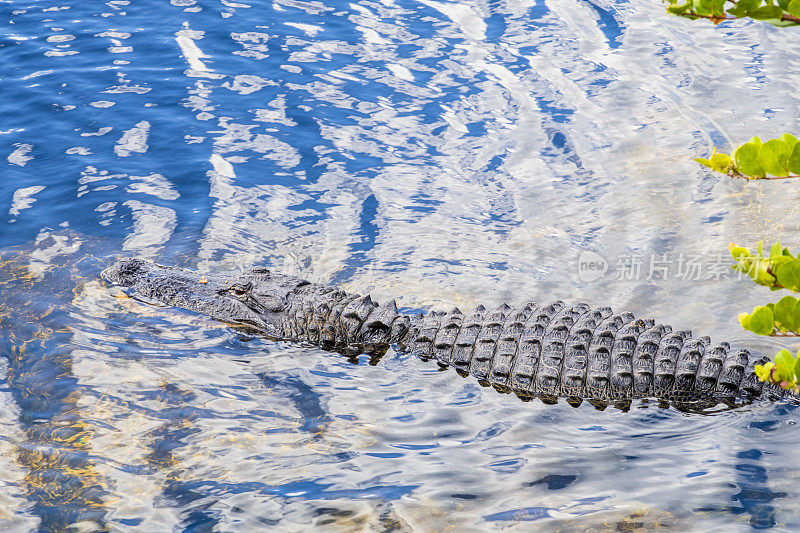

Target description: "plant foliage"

left=754, top=349, right=800, bottom=393
left=696, top=134, right=800, bottom=180
left=665, top=0, right=800, bottom=26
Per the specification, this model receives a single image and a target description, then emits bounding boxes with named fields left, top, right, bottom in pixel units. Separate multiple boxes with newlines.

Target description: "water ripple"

left=3, top=0, right=800, bottom=529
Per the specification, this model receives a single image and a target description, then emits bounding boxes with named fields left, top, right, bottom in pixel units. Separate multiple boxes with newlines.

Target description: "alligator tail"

left=282, top=288, right=787, bottom=409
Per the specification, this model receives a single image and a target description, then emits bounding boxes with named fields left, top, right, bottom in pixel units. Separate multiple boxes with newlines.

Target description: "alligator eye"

left=227, top=282, right=252, bottom=299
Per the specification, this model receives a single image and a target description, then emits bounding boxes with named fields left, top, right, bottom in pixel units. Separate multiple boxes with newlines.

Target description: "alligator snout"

left=102, top=258, right=150, bottom=287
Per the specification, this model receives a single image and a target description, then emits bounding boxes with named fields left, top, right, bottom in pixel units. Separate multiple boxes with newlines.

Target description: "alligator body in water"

left=103, top=258, right=790, bottom=410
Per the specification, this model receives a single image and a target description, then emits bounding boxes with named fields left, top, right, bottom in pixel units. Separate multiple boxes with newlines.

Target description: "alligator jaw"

left=102, top=258, right=287, bottom=336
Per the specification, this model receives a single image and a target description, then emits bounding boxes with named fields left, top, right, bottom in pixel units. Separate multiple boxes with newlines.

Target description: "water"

left=2, top=0, right=800, bottom=530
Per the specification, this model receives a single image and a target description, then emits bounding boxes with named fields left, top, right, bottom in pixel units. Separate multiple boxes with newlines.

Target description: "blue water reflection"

left=2, top=0, right=800, bottom=529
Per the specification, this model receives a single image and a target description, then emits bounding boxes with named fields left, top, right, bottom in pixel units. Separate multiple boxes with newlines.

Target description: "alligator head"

left=102, top=258, right=310, bottom=336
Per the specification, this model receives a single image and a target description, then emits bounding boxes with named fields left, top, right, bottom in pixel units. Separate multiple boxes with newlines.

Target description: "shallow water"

left=2, top=0, right=800, bottom=530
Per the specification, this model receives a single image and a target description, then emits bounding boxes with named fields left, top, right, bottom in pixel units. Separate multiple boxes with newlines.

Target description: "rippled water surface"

left=2, top=0, right=800, bottom=530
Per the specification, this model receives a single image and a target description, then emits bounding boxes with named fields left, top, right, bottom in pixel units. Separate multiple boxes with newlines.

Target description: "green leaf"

left=696, top=151, right=733, bottom=173
left=773, top=295, right=800, bottom=332
left=758, top=139, right=791, bottom=176
left=733, top=142, right=766, bottom=178
left=693, top=0, right=712, bottom=15
left=728, top=0, right=759, bottom=16
left=751, top=5, right=784, bottom=19
left=771, top=254, right=794, bottom=268
left=753, top=259, right=778, bottom=287
left=780, top=133, right=799, bottom=150
left=708, top=0, right=726, bottom=15
left=789, top=0, right=800, bottom=17
left=729, top=244, right=751, bottom=260
left=709, top=153, right=732, bottom=171
left=788, top=143, right=800, bottom=174
left=668, top=1, right=693, bottom=14
left=774, top=349, right=797, bottom=383
left=755, top=361, right=774, bottom=382
left=740, top=305, right=775, bottom=336
left=770, top=241, right=783, bottom=258
left=794, top=350, right=800, bottom=383
left=774, top=349, right=795, bottom=369
left=774, top=258, right=800, bottom=291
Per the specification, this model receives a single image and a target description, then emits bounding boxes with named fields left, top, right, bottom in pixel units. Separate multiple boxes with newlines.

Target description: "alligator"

left=102, top=258, right=791, bottom=411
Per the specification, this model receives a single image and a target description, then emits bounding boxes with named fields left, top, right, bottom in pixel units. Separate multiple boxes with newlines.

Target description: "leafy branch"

left=665, top=0, right=800, bottom=26
left=754, top=349, right=800, bottom=393
left=696, top=134, right=800, bottom=180
left=730, top=242, right=800, bottom=390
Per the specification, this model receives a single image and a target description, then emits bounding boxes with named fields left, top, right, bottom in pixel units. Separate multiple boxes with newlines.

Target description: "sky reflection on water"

left=2, top=0, right=800, bottom=530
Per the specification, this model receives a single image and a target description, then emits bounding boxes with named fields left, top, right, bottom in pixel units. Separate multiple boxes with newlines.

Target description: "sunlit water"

left=2, top=0, right=800, bottom=530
